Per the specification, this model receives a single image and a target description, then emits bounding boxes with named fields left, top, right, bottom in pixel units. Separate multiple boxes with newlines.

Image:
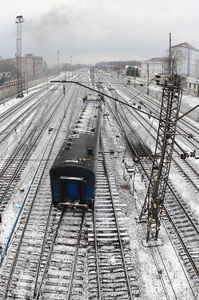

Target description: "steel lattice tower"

left=139, top=77, right=182, bottom=242
left=15, top=15, right=25, bottom=97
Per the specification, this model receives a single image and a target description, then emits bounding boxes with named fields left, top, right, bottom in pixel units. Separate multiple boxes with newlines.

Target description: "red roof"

left=172, top=42, right=197, bottom=49
left=143, top=57, right=168, bottom=63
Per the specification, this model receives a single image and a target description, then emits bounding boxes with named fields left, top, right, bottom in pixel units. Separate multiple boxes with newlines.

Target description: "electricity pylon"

left=139, top=76, right=182, bottom=243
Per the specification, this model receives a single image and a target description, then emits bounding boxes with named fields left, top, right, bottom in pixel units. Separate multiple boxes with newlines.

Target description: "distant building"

left=171, top=42, right=199, bottom=78
left=20, top=54, right=43, bottom=78
left=141, top=57, right=169, bottom=78
left=0, top=54, right=44, bottom=80
left=186, top=77, right=199, bottom=96
left=124, top=65, right=140, bottom=77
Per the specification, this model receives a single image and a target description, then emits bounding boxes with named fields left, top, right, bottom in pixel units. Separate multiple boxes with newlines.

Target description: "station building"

left=141, top=57, right=169, bottom=79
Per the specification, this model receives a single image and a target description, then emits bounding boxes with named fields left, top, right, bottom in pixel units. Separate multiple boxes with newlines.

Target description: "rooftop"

left=172, top=42, right=199, bottom=50
left=143, top=57, right=168, bottom=63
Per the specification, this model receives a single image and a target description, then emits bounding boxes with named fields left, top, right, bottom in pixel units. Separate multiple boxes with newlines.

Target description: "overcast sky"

left=1, top=0, right=199, bottom=65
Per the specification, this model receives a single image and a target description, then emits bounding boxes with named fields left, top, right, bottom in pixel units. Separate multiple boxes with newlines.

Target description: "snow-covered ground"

left=147, top=80, right=199, bottom=122
left=102, top=114, right=197, bottom=299
left=0, top=76, right=198, bottom=299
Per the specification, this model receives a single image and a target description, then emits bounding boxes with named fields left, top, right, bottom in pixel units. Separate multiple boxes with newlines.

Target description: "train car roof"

left=50, top=100, right=101, bottom=173
left=51, top=132, right=97, bottom=171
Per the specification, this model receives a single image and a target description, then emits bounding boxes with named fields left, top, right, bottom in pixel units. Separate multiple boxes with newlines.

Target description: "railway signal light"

left=155, top=75, right=162, bottom=86
left=180, top=150, right=195, bottom=159
left=133, top=156, right=139, bottom=163
left=180, top=153, right=187, bottom=159
left=190, top=151, right=196, bottom=157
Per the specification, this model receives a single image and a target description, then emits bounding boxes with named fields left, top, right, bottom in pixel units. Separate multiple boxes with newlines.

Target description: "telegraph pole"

left=15, top=15, right=25, bottom=98
left=57, top=50, right=60, bottom=74
left=71, top=55, right=73, bottom=77
left=139, top=76, right=182, bottom=243
left=147, top=63, right=149, bottom=95
left=169, top=33, right=172, bottom=80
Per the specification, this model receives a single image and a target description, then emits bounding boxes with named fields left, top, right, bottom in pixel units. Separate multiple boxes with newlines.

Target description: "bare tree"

left=0, top=59, right=17, bottom=85
left=166, top=47, right=187, bottom=82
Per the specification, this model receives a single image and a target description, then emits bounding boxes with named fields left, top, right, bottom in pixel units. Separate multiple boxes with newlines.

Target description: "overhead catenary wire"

left=51, top=78, right=197, bottom=155
left=51, top=79, right=161, bottom=121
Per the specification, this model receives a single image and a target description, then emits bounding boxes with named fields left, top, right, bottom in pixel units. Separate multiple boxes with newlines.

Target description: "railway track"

left=0, top=136, right=140, bottom=299
left=86, top=139, right=140, bottom=299
left=100, top=74, right=199, bottom=297
left=101, top=104, right=198, bottom=298
left=138, top=157, right=199, bottom=296
left=0, top=91, right=64, bottom=215
left=103, top=73, right=199, bottom=156
left=0, top=70, right=198, bottom=299
left=0, top=82, right=85, bottom=299
left=0, top=81, right=84, bottom=217
left=0, top=138, right=54, bottom=299
left=0, top=86, right=47, bottom=127
left=34, top=209, right=87, bottom=299
left=102, top=75, right=199, bottom=213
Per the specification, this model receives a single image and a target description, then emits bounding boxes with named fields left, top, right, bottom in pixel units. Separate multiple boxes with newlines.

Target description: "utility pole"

left=57, top=51, right=60, bottom=74
left=71, top=55, right=73, bottom=77
left=169, top=33, right=172, bottom=80
left=147, top=63, right=149, bottom=95
left=139, top=75, right=182, bottom=243
left=187, top=43, right=190, bottom=77
left=90, top=67, right=95, bottom=87
left=15, top=15, right=25, bottom=98
left=0, top=214, right=2, bottom=253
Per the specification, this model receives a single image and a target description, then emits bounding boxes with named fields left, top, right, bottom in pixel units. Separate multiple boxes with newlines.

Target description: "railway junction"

left=0, top=69, right=198, bottom=299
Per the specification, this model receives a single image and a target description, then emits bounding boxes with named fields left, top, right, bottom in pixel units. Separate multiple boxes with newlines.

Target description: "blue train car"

left=50, top=94, right=102, bottom=209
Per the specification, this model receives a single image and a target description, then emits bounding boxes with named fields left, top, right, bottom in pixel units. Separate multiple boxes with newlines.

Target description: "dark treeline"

left=95, top=60, right=141, bottom=69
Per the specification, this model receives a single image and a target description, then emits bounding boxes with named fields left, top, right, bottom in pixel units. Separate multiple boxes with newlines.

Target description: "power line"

left=51, top=79, right=160, bottom=121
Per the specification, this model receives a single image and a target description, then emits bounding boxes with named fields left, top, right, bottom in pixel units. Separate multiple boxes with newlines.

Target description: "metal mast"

left=15, top=15, right=25, bottom=98
left=139, top=76, right=182, bottom=243
left=57, top=50, right=60, bottom=74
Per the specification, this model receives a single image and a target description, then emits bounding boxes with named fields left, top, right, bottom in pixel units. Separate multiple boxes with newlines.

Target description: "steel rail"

left=93, top=208, right=102, bottom=300
left=101, top=142, right=134, bottom=300
left=0, top=93, right=64, bottom=209
left=103, top=74, right=199, bottom=289
left=0, top=81, right=81, bottom=299
left=51, top=79, right=160, bottom=121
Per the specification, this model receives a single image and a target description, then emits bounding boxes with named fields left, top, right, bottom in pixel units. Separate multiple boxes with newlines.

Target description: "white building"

left=186, top=76, right=199, bottom=96
left=141, top=57, right=169, bottom=78
left=141, top=42, right=199, bottom=80
left=171, top=42, right=199, bottom=78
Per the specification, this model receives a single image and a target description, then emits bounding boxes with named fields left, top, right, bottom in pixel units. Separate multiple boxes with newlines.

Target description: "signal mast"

left=15, top=15, right=25, bottom=98
left=139, top=75, right=182, bottom=243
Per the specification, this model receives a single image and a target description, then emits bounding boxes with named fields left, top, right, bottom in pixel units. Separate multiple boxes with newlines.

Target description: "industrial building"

left=0, top=54, right=44, bottom=80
